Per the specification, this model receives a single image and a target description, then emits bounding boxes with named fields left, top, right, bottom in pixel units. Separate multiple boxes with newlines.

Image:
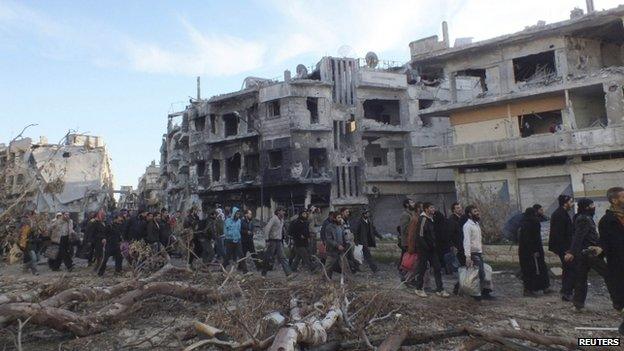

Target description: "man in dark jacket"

left=548, top=195, right=575, bottom=301
left=414, top=203, right=449, bottom=298
left=145, top=212, right=161, bottom=250
left=566, top=198, right=615, bottom=311
left=352, top=208, right=382, bottom=273
left=447, top=203, right=467, bottom=266
left=289, top=209, right=314, bottom=273
left=87, top=210, right=107, bottom=270
left=240, top=210, right=257, bottom=268
left=519, top=207, right=551, bottom=296
left=98, top=213, right=124, bottom=276
left=598, top=187, right=624, bottom=334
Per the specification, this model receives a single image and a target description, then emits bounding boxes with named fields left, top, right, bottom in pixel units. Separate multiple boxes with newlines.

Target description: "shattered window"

left=513, top=51, right=557, bottom=84
left=307, top=98, right=319, bottom=124
left=268, top=150, right=282, bottom=169
left=196, top=161, right=206, bottom=177
left=223, top=113, right=238, bottom=137
left=363, top=99, right=400, bottom=125
left=518, top=110, right=563, bottom=137
left=226, top=153, right=241, bottom=183
left=267, top=100, right=281, bottom=118
left=210, top=114, right=217, bottom=134
left=211, top=159, right=221, bottom=182
left=194, top=116, right=206, bottom=132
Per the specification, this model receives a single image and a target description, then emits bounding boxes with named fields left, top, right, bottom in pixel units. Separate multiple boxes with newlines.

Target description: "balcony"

left=359, top=118, right=412, bottom=133
left=422, top=125, right=624, bottom=168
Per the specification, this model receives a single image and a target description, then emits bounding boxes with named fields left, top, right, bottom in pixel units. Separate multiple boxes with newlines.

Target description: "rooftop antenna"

left=196, top=76, right=201, bottom=100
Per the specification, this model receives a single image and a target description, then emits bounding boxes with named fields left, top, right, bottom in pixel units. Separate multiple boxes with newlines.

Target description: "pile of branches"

left=0, top=254, right=582, bottom=351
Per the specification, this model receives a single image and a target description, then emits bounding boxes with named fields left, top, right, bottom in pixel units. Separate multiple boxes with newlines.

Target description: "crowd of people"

left=10, top=187, right=624, bottom=332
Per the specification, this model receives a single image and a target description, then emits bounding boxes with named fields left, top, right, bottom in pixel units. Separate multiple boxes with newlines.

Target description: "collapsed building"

left=117, top=185, right=138, bottom=211
left=159, top=55, right=459, bottom=232
left=137, top=161, right=162, bottom=211
left=0, top=134, right=114, bottom=222
left=414, top=3, right=624, bottom=224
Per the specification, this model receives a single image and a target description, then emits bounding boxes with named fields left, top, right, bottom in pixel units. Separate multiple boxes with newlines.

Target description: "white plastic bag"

left=458, top=266, right=481, bottom=296
left=353, top=245, right=364, bottom=264
left=483, top=263, right=494, bottom=291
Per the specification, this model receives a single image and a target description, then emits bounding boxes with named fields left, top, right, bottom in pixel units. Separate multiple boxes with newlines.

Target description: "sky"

left=0, top=0, right=622, bottom=188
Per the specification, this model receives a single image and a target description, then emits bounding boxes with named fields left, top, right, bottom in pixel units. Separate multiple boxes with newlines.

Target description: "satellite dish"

left=296, top=64, right=308, bottom=78
left=365, top=52, right=379, bottom=68
left=337, top=45, right=355, bottom=58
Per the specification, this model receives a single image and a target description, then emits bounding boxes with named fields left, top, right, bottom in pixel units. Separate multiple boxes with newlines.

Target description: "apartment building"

left=414, top=4, right=624, bottom=223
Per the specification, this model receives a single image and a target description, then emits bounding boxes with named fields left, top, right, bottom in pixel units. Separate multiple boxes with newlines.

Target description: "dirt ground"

left=0, top=256, right=622, bottom=351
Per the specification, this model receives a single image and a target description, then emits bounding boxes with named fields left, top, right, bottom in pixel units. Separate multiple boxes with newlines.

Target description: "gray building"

left=159, top=55, right=457, bottom=233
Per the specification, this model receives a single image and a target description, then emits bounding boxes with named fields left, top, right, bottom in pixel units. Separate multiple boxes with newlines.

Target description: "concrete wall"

left=455, top=157, right=624, bottom=233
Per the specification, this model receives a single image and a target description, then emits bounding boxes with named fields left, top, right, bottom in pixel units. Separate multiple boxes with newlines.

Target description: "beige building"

left=413, top=4, right=624, bottom=225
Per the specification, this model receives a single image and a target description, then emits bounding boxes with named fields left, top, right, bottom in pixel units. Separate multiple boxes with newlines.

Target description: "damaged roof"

left=411, top=5, right=624, bottom=63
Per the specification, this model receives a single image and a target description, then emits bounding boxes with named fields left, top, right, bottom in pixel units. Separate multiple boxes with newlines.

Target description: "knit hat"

left=577, top=198, right=594, bottom=212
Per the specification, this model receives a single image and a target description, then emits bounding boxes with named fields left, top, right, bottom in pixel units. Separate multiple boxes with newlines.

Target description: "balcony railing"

left=422, top=125, right=624, bottom=168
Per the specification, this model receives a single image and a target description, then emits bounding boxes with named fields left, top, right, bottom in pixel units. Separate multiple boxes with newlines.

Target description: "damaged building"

left=137, top=161, right=163, bottom=211
left=0, top=134, right=114, bottom=222
left=414, top=3, right=624, bottom=224
left=159, top=55, right=457, bottom=232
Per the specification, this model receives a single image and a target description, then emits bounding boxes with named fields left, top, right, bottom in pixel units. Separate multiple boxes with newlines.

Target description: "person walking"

left=566, top=198, right=615, bottom=311
left=448, top=203, right=466, bottom=295
left=87, top=210, right=107, bottom=270
left=324, top=212, right=346, bottom=279
left=518, top=207, right=552, bottom=297
left=289, top=209, right=315, bottom=273
left=49, top=212, right=75, bottom=271
left=201, top=211, right=217, bottom=265
left=144, top=212, right=161, bottom=252
left=352, top=208, right=382, bottom=273
left=413, top=203, right=449, bottom=298
left=548, top=195, right=575, bottom=301
left=214, top=208, right=226, bottom=261
left=98, top=213, right=124, bottom=276
left=240, top=209, right=258, bottom=269
left=463, top=205, right=495, bottom=300
left=224, top=207, right=247, bottom=273
left=18, top=214, right=38, bottom=275
left=598, top=187, right=624, bottom=334
left=261, top=208, right=292, bottom=277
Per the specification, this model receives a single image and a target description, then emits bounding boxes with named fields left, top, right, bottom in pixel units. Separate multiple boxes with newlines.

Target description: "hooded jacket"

left=224, top=207, right=242, bottom=242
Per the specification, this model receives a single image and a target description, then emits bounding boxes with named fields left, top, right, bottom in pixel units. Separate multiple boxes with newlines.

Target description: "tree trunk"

left=269, top=302, right=343, bottom=351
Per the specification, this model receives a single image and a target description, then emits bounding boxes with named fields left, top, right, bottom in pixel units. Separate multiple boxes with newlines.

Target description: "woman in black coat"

left=519, top=207, right=552, bottom=296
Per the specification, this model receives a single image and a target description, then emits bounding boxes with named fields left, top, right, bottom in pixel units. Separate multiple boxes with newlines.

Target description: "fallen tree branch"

left=0, top=282, right=239, bottom=336
left=269, top=300, right=343, bottom=351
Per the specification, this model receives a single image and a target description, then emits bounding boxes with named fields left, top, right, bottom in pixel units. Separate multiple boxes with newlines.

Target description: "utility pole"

left=196, top=76, right=201, bottom=100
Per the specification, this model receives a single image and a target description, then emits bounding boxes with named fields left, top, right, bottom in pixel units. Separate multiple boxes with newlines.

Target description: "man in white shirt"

left=463, top=205, right=494, bottom=300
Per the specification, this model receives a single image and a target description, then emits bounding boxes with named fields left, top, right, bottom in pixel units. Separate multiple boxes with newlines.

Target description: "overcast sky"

left=1, top=0, right=622, bottom=188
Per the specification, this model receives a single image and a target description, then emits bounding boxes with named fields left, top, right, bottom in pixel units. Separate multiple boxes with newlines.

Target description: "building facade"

left=137, top=161, right=163, bottom=211
left=159, top=55, right=457, bottom=233
left=413, top=5, right=624, bottom=229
